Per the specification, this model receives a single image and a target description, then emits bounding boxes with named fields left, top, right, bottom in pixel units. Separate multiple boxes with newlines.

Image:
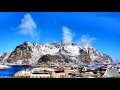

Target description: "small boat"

left=0, top=67, right=5, bottom=70
left=0, top=65, right=11, bottom=70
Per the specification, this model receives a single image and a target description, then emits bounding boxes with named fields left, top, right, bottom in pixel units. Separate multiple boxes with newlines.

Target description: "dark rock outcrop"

left=38, top=54, right=63, bottom=63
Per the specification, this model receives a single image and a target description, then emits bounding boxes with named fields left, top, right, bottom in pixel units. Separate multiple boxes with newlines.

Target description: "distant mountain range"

left=0, top=41, right=113, bottom=65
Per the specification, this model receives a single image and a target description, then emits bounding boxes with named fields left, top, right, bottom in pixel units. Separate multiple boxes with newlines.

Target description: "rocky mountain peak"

left=5, top=41, right=113, bottom=65
left=23, top=41, right=32, bottom=46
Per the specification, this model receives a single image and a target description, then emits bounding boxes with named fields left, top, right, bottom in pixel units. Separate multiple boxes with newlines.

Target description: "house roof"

left=87, top=66, right=100, bottom=70
left=55, top=70, right=64, bottom=73
left=107, top=68, right=120, bottom=77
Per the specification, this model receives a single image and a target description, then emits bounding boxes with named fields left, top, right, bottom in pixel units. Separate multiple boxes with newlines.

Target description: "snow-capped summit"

left=6, top=41, right=113, bottom=65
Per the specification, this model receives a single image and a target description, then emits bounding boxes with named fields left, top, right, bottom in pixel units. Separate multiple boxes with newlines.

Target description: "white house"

left=103, top=67, right=120, bottom=78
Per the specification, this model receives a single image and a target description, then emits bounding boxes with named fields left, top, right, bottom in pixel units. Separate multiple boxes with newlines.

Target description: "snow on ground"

left=63, top=44, right=80, bottom=56
left=14, top=70, right=31, bottom=76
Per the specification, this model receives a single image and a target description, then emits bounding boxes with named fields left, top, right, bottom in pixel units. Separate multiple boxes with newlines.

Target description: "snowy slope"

left=60, top=44, right=80, bottom=56
left=0, top=52, right=11, bottom=62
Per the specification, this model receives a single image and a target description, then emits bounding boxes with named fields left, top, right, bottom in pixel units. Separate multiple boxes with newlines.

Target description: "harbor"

left=0, top=63, right=120, bottom=78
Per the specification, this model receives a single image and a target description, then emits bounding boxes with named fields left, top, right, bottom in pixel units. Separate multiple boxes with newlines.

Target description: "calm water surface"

left=0, top=65, right=31, bottom=78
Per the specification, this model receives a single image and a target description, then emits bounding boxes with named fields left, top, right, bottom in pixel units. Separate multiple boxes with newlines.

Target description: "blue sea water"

left=0, top=65, right=31, bottom=78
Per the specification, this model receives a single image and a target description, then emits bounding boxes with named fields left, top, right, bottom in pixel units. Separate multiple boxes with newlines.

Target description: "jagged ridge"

left=6, top=41, right=113, bottom=65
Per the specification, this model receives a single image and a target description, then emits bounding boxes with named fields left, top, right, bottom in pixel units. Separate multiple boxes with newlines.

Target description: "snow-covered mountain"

left=6, top=41, right=113, bottom=65
left=0, top=52, right=11, bottom=63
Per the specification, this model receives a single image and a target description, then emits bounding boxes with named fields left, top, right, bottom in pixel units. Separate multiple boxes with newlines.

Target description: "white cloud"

left=78, top=34, right=96, bottom=46
left=62, top=26, right=74, bottom=43
left=18, top=13, right=38, bottom=38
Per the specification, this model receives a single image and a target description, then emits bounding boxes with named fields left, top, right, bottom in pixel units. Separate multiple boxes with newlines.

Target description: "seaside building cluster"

left=13, top=63, right=120, bottom=78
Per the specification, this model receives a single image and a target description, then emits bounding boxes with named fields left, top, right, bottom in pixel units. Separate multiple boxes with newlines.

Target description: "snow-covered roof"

left=32, top=67, right=55, bottom=71
left=108, top=68, right=120, bottom=77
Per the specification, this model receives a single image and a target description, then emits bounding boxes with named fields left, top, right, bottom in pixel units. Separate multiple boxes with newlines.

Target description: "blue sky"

left=0, top=12, right=120, bottom=60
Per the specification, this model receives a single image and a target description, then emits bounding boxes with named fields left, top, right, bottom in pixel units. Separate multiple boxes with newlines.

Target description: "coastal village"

left=0, top=12, right=119, bottom=78
left=1, top=63, right=119, bottom=78
left=0, top=42, right=119, bottom=78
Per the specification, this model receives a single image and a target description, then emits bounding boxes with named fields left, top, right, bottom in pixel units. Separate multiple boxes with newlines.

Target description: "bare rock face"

left=38, top=54, right=63, bottom=63
left=79, top=54, right=92, bottom=64
left=7, top=42, right=33, bottom=64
